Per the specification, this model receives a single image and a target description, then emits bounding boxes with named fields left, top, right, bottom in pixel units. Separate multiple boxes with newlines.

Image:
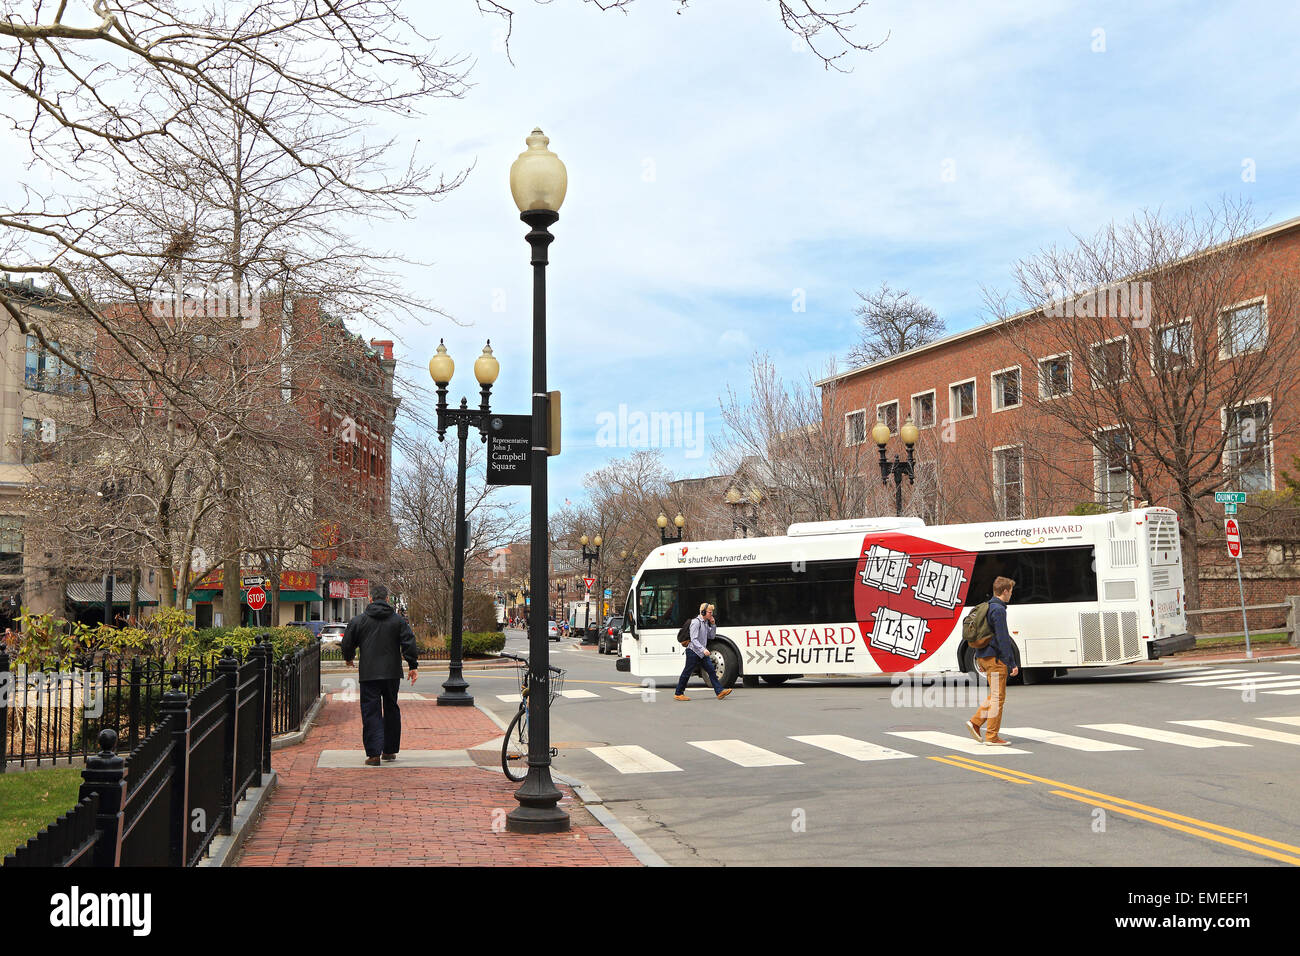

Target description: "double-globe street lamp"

left=872, top=417, right=920, bottom=517
left=429, top=339, right=500, bottom=707
left=580, top=533, right=601, bottom=630
left=507, top=127, right=568, bottom=833
left=725, top=486, right=762, bottom=538
left=658, top=512, right=685, bottom=545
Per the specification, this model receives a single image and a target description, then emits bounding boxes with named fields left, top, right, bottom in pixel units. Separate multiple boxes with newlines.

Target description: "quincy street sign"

left=1216, top=492, right=1247, bottom=503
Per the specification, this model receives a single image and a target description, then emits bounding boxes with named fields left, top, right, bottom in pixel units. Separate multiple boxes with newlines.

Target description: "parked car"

left=598, top=615, right=623, bottom=655
left=548, top=619, right=559, bottom=641
left=287, top=620, right=326, bottom=638
left=319, top=623, right=347, bottom=645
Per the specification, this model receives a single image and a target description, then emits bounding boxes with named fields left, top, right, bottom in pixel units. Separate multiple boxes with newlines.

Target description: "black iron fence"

left=4, top=642, right=275, bottom=868
left=2, top=637, right=321, bottom=770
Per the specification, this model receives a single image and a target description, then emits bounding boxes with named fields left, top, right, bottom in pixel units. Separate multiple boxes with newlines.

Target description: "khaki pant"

left=972, top=658, right=1008, bottom=737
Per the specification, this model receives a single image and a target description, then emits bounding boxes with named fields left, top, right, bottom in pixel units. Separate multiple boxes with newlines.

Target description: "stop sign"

left=247, top=585, right=267, bottom=611
left=1225, top=518, right=1241, bottom=559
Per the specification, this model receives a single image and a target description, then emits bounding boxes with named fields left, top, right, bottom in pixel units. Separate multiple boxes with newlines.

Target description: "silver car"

left=319, top=623, right=347, bottom=645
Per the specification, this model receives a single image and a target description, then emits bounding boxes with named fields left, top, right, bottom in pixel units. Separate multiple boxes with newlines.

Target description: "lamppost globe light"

left=429, top=339, right=454, bottom=385
left=725, top=486, right=741, bottom=505
left=593, top=534, right=602, bottom=548
left=579, top=534, right=588, bottom=546
left=749, top=488, right=763, bottom=505
left=657, top=513, right=668, bottom=529
left=900, top=417, right=919, bottom=446
left=620, top=549, right=628, bottom=560
left=674, top=513, right=685, bottom=528
left=509, top=128, right=567, bottom=213
left=474, top=340, right=500, bottom=386
left=871, top=421, right=891, bottom=447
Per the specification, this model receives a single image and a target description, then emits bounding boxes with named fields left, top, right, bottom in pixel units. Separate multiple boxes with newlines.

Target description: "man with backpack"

left=674, top=602, right=732, bottom=701
left=964, top=576, right=1020, bottom=746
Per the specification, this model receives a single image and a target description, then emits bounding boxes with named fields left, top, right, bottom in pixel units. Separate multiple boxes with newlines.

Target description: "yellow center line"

left=931, top=753, right=1300, bottom=863
left=928, top=756, right=1033, bottom=784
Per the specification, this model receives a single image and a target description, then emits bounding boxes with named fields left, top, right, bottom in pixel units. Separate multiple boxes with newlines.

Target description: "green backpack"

left=962, top=602, right=994, bottom=649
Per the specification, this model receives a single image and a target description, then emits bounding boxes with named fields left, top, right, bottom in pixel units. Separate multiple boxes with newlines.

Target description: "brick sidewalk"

left=234, top=693, right=640, bottom=867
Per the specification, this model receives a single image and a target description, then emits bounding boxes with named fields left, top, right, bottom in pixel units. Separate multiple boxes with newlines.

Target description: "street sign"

left=1215, top=492, right=1247, bottom=503
left=1225, top=518, right=1241, bottom=559
left=1224, top=503, right=1237, bottom=515
left=247, top=585, right=268, bottom=611
left=487, top=414, right=532, bottom=486
left=604, top=588, right=612, bottom=598
left=583, top=576, right=596, bottom=591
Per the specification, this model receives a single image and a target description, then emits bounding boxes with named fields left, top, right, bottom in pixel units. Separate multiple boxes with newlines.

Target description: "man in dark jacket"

left=965, top=576, right=1021, bottom=746
left=341, top=584, right=419, bottom=765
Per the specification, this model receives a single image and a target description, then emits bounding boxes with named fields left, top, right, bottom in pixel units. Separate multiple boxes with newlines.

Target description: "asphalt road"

left=462, top=628, right=1300, bottom=867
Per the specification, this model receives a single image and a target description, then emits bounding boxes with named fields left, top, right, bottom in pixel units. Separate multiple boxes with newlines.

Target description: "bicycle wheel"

left=501, top=706, right=529, bottom=782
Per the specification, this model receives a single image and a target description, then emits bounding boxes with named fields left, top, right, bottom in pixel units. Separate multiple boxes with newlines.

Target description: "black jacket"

left=341, top=601, right=419, bottom=681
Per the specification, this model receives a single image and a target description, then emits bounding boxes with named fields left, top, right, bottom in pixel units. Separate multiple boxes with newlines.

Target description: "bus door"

left=636, top=571, right=686, bottom=673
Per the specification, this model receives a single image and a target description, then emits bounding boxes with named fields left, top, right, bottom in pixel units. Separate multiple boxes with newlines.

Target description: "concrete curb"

left=1143, top=650, right=1300, bottom=666
left=271, top=692, right=327, bottom=751
left=200, top=771, right=277, bottom=868
left=472, top=701, right=666, bottom=867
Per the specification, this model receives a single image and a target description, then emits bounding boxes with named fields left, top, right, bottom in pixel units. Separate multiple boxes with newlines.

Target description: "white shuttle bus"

left=615, top=508, right=1193, bottom=688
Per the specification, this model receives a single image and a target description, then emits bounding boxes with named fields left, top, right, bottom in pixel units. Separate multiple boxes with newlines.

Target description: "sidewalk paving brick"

left=235, top=693, right=640, bottom=867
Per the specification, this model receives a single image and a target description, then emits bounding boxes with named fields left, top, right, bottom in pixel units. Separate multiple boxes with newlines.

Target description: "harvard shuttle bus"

left=615, top=508, right=1193, bottom=688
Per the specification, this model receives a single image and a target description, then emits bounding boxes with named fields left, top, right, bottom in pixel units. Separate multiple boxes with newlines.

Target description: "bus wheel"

left=707, top=642, right=740, bottom=688
left=1021, top=667, right=1054, bottom=685
left=742, top=675, right=760, bottom=688
left=762, top=675, right=790, bottom=686
left=959, top=645, right=979, bottom=681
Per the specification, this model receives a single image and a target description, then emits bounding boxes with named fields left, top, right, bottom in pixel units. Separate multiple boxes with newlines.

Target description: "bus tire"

left=706, top=641, right=740, bottom=689
left=742, top=675, right=760, bottom=688
left=959, top=645, right=980, bottom=681
left=762, top=675, right=790, bottom=686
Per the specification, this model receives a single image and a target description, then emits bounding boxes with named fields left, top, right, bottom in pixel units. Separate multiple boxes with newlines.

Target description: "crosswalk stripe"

left=1264, top=689, right=1300, bottom=695
left=1172, top=720, right=1300, bottom=746
left=559, top=689, right=600, bottom=699
left=1158, top=670, right=1270, bottom=684
left=886, top=730, right=1032, bottom=755
left=1079, top=724, right=1251, bottom=748
left=1000, top=727, right=1140, bottom=752
left=612, top=686, right=649, bottom=695
left=1261, top=716, right=1300, bottom=727
left=1190, top=678, right=1300, bottom=691
left=588, top=745, right=682, bottom=773
left=496, top=694, right=522, bottom=703
left=689, top=739, right=802, bottom=767
left=1167, top=673, right=1287, bottom=686
left=1122, top=667, right=1227, bottom=680
left=789, top=735, right=915, bottom=761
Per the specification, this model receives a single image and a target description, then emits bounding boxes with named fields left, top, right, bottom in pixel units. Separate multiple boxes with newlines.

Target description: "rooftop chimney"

left=370, top=339, right=395, bottom=361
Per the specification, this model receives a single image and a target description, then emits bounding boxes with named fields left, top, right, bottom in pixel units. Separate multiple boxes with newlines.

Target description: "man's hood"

left=365, top=601, right=394, bottom=619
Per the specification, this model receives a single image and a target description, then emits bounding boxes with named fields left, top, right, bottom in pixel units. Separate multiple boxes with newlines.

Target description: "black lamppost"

left=507, top=127, right=569, bottom=834
left=725, top=486, right=762, bottom=538
left=580, top=533, right=601, bottom=630
left=429, top=339, right=501, bottom=707
left=873, top=417, right=920, bottom=517
left=658, top=512, right=685, bottom=545
left=556, top=580, right=565, bottom=623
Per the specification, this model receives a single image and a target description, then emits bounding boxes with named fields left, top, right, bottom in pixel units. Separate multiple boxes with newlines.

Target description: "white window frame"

left=1221, top=396, right=1273, bottom=492
left=1089, top=335, right=1130, bottom=388
left=1218, top=296, right=1268, bottom=360
left=1038, top=352, right=1073, bottom=400
left=1152, top=318, right=1194, bottom=373
left=948, top=377, right=977, bottom=421
left=992, top=443, right=1025, bottom=520
left=876, top=400, right=900, bottom=435
left=1092, top=425, right=1132, bottom=512
left=844, top=409, right=867, bottom=447
left=910, top=389, right=936, bottom=429
left=990, top=366, right=1022, bottom=413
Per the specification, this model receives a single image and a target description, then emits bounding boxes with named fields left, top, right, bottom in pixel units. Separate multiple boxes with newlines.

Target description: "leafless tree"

left=845, top=282, right=946, bottom=367
left=986, top=199, right=1300, bottom=607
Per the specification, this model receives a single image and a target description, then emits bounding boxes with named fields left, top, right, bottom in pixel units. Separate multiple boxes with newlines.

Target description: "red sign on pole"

left=583, top=576, right=596, bottom=592
left=246, top=585, right=267, bottom=611
left=1226, top=518, right=1241, bottom=559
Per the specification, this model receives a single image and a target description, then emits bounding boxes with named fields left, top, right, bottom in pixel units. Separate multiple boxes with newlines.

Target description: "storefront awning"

left=186, top=589, right=320, bottom=604
left=67, top=582, right=158, bottom=606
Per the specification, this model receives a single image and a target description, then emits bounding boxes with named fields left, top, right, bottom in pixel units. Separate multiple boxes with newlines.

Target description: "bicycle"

left=498, top=652, right=566, bottom=782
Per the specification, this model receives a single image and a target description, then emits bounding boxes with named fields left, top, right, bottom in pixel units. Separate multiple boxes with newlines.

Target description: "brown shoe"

left=364, top=756, right=381, bottom=765
left=716, top=689, right=732, bottom=700
left=381, top=753, right=397, bottom=761
left=674, top=694, right=690, bottom=701
left=965, top=720, right=984, bottom=742
left=985, top=736, right=1011, bottom=746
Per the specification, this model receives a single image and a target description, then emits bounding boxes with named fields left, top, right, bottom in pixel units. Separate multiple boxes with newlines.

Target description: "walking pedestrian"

left=965, top=576, right=1020, bottom=746
left=341, top=583, right=419, bottom=765
left=674, top=602, right=732, bottom=701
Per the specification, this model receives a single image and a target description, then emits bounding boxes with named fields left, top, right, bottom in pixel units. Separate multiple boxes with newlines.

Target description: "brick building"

left=817, top=214, right=1300, bottom=614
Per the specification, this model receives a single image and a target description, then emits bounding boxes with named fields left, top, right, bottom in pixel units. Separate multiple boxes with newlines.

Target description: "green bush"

left=451, top=630, right=505, bottom=658
left=184, top=625, right=311, bottom=661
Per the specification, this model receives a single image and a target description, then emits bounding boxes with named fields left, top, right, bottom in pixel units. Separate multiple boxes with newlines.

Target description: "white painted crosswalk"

left=1172, top=719, right=1300, bottom=746
left=886, top=730, right=1033, bottom=755
left=999, top=726, right=1140, bottom=751
left=1076, top=723, right=1252, bottom=748
left=788, top=735, right=914, bottom=761
left=588, top=745, right=682, bottom=774
left=688, top=740, right=802, bottom=767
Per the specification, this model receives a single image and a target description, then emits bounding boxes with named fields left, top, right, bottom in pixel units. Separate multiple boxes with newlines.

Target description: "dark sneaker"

left=364, top=756, right=381, bottom=765
left=965, top=720, right=984, bottom=742
left=381, top=753, right=397, bottom=761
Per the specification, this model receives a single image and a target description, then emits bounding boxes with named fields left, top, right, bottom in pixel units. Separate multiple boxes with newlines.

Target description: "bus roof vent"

left=787, top=517, right=926, bottom=537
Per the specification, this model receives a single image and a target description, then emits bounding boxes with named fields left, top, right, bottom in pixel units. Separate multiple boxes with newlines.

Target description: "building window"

left=991, top=367, right=1021, bottom=411
left=1219, top=299, right=1267, bottom=358
left=845, top=410, right=866, bottom=446
left=0, top=516, right=22, bottom=575
left=1155, top=320, right=1193, bottom=372
left=21, top=418, right=54, bottom=463
left=24, top=336, right=88, bottom=394
left=1089, top=337, right=1129, bottom=388
left=993, top=445, right=1024, bottom=520
left=1039, top=353, right=1072, bottom=399
left=1094, top=428, right=1132, bottom=511
left=949, top=379, right=976, bottom=421
left=911, top=390, right=936, bottom=429
left=876, top=400, right=899, bottom=434
left=1224, top=400, right=1272, bottom=491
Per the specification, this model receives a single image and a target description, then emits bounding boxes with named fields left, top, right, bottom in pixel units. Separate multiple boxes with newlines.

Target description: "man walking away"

left=965, top=576, right=1020, bottom=746
left=342, top=584, right=419, bottom=765
left=674, top=603, right=732, bottom=701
